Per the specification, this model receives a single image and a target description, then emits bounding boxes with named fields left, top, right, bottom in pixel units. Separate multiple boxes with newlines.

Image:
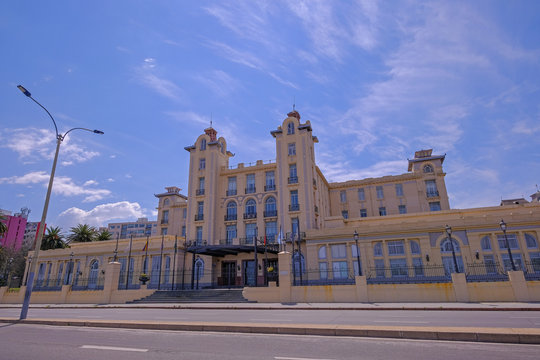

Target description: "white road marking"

left=251, top=318, right=293, bottom=322
left=275, top=357, right=336, bottom=360
left=373, top=320, right=429, bottom=324
left=80, top=345, right=148, bottom=352
left=76, top=316, right=104, bottom=318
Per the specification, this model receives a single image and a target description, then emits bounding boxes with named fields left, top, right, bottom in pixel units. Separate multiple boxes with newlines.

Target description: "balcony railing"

left=426, top=190, right=439, bottom=198
left=314, top=205, right=319, bottom=213
left=313, top=178, right=317, bottom=187
left=195, top=214, right=204, bottom=221
left=264, top=210, right=277, bottom=217
left=289, top=204, right=300, bottom=212
left=196, top=189, right=205, bottom=196
left=243, top=213, right=257, bottom=220
left=245, top=186, right=256, bottom=194
left=161, top=219, right=168, bottom=224
left=226, top=189, right=237, bottom=196
left=264, top=184, right=276, bottom=191
left=224, top=214, right=237, bottom=221
left=288, top=176, right=298, bottom=184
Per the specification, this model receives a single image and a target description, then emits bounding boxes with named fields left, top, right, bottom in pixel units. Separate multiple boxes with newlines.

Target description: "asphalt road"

left=0, top=324, right=539, bottom=360
left=1, top=308, right=540, bottom=328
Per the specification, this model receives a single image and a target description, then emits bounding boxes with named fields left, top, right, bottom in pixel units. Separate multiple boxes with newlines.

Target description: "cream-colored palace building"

left=15, top=110, right=540, bottom=301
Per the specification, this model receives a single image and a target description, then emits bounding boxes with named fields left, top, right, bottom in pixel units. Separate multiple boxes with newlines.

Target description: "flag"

left=142, top=238, right=149, bottom=252
left=277, top=226, right=283, bottom=245
left=264, top=235, right=267, bottom=246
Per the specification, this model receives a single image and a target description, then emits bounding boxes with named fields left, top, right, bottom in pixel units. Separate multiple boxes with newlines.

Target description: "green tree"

left=0, top=215, right=8, bottom=237
left=67, top=224, right=97, bottom=243
left=41, top=226, right=67, bottom=250
left=96, top=229, right=113, bottom=241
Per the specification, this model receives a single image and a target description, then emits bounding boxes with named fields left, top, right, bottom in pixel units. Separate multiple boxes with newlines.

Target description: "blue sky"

left=1, top=1, right=539, bottom=230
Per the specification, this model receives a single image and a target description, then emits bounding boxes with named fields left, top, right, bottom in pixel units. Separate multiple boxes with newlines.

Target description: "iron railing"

left=366, top=265, right=451, bottom=284
left=465, top=262, right=509, bottom=282
left=72, top=276, right=105, bottom=291
left=524, top=260, right=540, bottom=281
left=291, top=268, right=355, bottom=286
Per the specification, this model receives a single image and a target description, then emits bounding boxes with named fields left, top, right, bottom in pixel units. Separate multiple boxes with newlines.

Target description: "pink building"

left=0, top=213, right=27, bottom=251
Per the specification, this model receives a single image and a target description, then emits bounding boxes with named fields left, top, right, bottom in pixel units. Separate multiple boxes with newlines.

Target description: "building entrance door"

left=243, top=260, right=255, bottom=286
left=221, top=261, right=236, bottom=287
left=264, top=259, right=278, bottom=285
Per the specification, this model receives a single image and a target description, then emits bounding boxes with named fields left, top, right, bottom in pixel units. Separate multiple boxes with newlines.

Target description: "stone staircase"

left=129, top=288, right=253, bottom=303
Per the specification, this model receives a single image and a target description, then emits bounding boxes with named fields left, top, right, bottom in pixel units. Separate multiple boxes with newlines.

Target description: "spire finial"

left=293, top=96, right=296, bottom=111
left=210, top=112, right=213, bottom=128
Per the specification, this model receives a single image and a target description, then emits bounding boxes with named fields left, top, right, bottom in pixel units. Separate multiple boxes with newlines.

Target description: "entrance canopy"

left=186, top=244, right=280, bottom=257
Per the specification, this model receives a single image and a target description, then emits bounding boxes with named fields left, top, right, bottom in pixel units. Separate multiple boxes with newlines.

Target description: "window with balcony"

left=226, top=225, right=236, bottom=244
left=358, top=188, right=365, bottom=201
left=341, top=210, right=349, bottom=219
left=265, top=171, right=275, bottom=191
left=395, top=184, right=404, bottom=197
left=264, top=196, right=277, bottom=217
left=246, top=174, right=256, bottom=193
left=199, top=158, right=205, bottom=170
left=265, top=221, right=277, bottom=243
left=379, top=207, right=386, bottom=216
left=429, top=202, right=441, bottom=211
left=195, top=201, right=204, bottom=221
left=398, top=205, right=407, bottom=214
left=196, top=177, right=205, bottom=195
left=290, top=190, right=299, bottom=211
left=245, top=223, right=257, bottom=243
left=425, top=180, right=438, bottom=197
left=292, top=218, right=299, bottom=237
left=225, top=201, right=237, bottom=221
left=376, top=186, right=384, bottom=199
left=340, top=190, right=347, bottom=203
left=196, top=226, right=203, bottom=244
left=360, top=209, right=367, bottom=218
left=288, top=164, right=298, bottom=184
left=244, top=198, right=257, bottom=219
left=288, top=143, right=296, bottom=156
left=181, top=226, right=186, bottom=237
left=227, top=177, right=237, bottom=196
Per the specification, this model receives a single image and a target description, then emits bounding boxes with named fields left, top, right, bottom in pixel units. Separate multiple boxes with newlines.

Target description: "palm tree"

left=0, top=215, right=8, bottom=237
left=96, top=229, right=113, bottom=241
left=67, top=224, right=97, bottom=243
left=41, top=226, right=67, bottom=250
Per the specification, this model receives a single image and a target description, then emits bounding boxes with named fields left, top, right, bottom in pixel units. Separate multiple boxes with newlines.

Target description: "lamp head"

left=445, top=224, right=452, bottom=237
left=93, top=130, right=104, bottom=134
left=17, top=85, right=31, bottom=97
left=499, top=219, right=507, bottom=231
left=353, top=230, right=359, bottom=241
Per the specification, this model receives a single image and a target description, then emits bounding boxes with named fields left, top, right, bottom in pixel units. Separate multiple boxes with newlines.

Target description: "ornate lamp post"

left=17, top=85, right=104, bottom=320
left=499, top=219, right=516, bottom=271
left=445, top=225, right=459, bottom=273
left=353, top=230, right=362, bottom=276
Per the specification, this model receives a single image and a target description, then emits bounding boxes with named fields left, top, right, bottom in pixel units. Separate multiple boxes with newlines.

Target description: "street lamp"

left=499, top=219, right=517, bottom=271
left=353, top=230, right=362, bottom=276
left=17, top=85, right=104, bottom=320
left=445, top=225, right=460, bottom=273
left=68, top=252, right=74, bottom=285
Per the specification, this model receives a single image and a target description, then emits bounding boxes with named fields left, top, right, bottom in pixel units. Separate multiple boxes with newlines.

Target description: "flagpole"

left=172, top=235, right=178, bottom=290
left=253, top=226, right=258, bottom=287
left=144, top=235, right=149, bottom=274
left=291, top=231, right=296, bottom=286
left=158, top=235, right=164, bottom=290
left=125, top=235, right=133, bottom=290
left=297, top=222, right=303, bottom=285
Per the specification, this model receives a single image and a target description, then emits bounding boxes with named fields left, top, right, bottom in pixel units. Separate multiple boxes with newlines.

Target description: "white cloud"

left=165, top=111, right=210, bottom=126
left=134, top=58, right=183, bottom=101
left=0, top=127, right=100, bottom=165
left=319, top=159, right=406, bottom=183
left=193, top=70, right=241, bottom=97
left=55, top=201, right=146, bottom=229
left=0, top=171, right=111, bottom=202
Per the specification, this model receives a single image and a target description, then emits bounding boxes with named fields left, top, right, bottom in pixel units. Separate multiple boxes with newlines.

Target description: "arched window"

left=318, top=246, right=327, bottom=259
left=163, top=198, right=170, bottom=206
left=195, top=258, right=204, bottom=282
left=287, top=122, right=295, bottom=135
left=245, top=199, right=256, bottom=215
left=220, top=141, right=225, bottom=154
left=481, top=236, right=492, bottom=251
left=265, top=196, right=276, bottom=215
left=200, top=139, right=206, bottom=150
left=292, top=251, right=305, bottom=275
left=89, top=260, right=99, bottom=289
left=440, top=238, right=460, bottom=253
left=164, top=256, right=171, bottom=285
left=410, top=240, right=421, bottom=255
left=525, top=233, right=538, bottom=249
left=423, top=164, right=434, bottom=173
left=226, top=201, right=237, bottom=216
left=373, top=243, right=383, bottom=257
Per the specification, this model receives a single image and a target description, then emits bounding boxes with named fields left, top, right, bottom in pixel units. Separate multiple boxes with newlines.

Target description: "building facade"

left=107, top=217, right=158, bottom=239
left=0, top=209, right=29, bottom=251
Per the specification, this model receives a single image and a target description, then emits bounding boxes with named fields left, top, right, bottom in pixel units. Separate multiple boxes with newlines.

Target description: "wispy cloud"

left=0, top=171, right=111, bottom=202
left=193, top=70, right=241, bottom=97
left=165, top=111, right=210, bottom=127
left=134, top=58, right=183, bottom=101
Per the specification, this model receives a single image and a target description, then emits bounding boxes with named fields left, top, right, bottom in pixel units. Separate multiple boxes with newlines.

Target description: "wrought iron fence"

left=524, top=260, right=540, bottom=281
left=291, top=268, right=356, bottom=286
left=366, top=265, right=451, bottom=284
left=72, top=276, right=105, bottom=291
left=465, top=262, right=509, bottom=282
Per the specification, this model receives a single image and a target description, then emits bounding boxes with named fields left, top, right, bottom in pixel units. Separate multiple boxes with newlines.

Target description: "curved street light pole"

left=17, top=85, right=104, bottom=320
left=499, top=219, right=516, bottom=271
left=445, top=224, right=459, bottom=273
left=353, top=230, right=362, bottom=276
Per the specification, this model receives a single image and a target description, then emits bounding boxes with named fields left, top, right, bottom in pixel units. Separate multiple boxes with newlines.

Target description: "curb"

left=1, top=318, right=539, bottom=344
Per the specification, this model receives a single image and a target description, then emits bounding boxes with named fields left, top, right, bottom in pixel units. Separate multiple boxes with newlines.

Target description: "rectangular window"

left=288, top=164, right=298, bottom=183
left=183, top=208, right=187, bottom=219
left=387, top=240, right=405, bottom=255
left=265, top=171, right=275, bottom=191
left=342, top=210, right=349, bottom=219
left=228, top=177, right=237, bottom=190
left=395, top=184, right=403, bottom=197
left=197, top=201, right=204, bottom=215
left=375, top=259, right=385, bottom=278
left=358, top=188, right=365, bottom=201
left=340, top=190, right=347, bottom=203
left=398, top=205, right=407, bottom=214
left=413, top=257, right=423, bottom=276
left=290, top=190, right=299, bottom=211
left=319, top=262, right=328, bottom=279
left=501, top=253, right=523, bottom=271
left=196, top=226, right=202, bottom=243
left=246, top=174, right=256, bottom=193
left=162, top=210, right=169, bottom=224
left=226, top=225, right=236, bottom=244
left=199, top=177, right=205, bottom=190
left=390, top=258, right=408, bottom=277
left=497, top=234, right=519, bottom=249
left=181, top=225, right=186, bottom=237
left=376, top=186, right=384, bottom=199
left=288, top=143, right=296, bottom=156
left=331, top=244, right=347, bottom=259
left=429, top=202, right=441, bottom=211
left=161, top=228, right=168, bottom=235
left=379, top=207, right=387, bottom=216
left=360, top=209, right=367, bottom=218
left=291, top=218, right=299, bottom=237
left=426, top=180, right=438, bottom=197
left=332, top=261, right=348, bottom=279
left=199, top=158, right=205, bottom=170
left=265, top=221, right=277, bottom=243
left=245, top=223, right=257, bottom=243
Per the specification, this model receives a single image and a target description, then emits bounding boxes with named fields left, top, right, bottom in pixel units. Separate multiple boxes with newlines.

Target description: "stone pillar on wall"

left=278, top=251, right=292, bottom=303
left=354, top=276, right=368, bottom=302
left=451, top=272, right=469, bottom=302
left=0, top=287, right=6, bottom=303
left=60, top=284, right=70, bottom=303
left=508, top=270, right=530, bottom=302
left=101, top=262, right=121, bottom=304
